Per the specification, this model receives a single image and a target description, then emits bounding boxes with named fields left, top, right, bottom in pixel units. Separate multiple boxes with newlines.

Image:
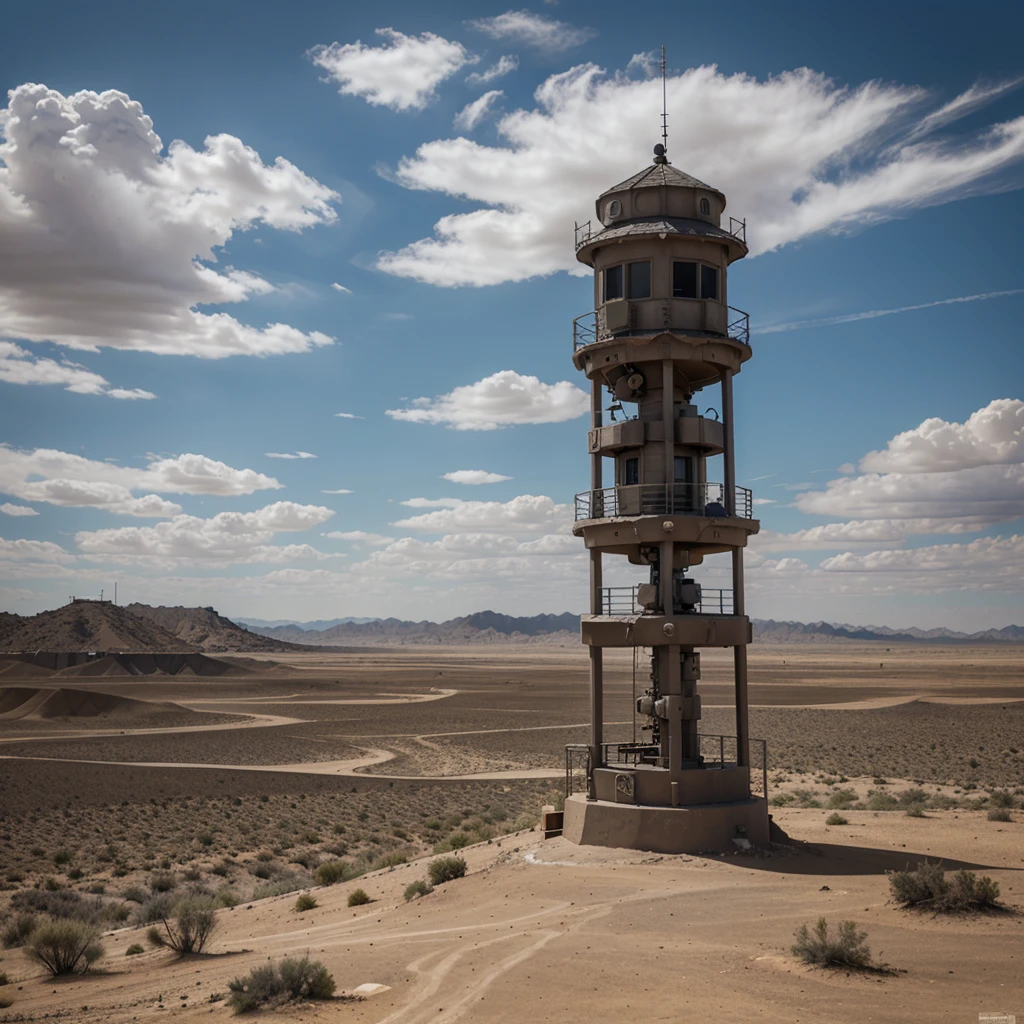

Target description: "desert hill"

left=123, top=602, right=308, bottom=653
left=0, top=600, right=195, bottom=653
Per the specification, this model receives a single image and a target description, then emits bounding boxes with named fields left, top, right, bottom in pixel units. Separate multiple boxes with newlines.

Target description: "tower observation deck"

left=562, top=144, right=770, bottom=853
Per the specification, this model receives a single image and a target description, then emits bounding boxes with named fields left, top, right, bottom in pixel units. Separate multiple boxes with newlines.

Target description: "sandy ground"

left=0, top=643, right=1022, bottom=1023
left=0, top=811, right=1022, bottom=1024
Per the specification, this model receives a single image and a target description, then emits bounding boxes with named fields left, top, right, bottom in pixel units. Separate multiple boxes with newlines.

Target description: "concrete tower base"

left=562, top=793, right=769, bottom=854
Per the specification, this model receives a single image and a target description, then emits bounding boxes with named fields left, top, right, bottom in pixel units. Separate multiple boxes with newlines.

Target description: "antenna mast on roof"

left=660, top=45, right=668, bottom=156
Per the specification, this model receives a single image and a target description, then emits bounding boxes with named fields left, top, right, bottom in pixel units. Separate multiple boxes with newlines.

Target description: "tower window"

left=699, top=197, right=711, bottom=215
left=627, top=261, right=651, bottom=299
left=674, top=456, right=694, bottom=484
left=604, top=264, right=623, bottom=301
left=623, top=457, right=640, bottom=485
left=701, top=265, right=719, bottom=301
left=672, top=261, right=697, bottom=298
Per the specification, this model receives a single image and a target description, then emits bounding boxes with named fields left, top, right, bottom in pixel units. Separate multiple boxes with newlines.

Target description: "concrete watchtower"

left=562, top=142, right=769, bottom=853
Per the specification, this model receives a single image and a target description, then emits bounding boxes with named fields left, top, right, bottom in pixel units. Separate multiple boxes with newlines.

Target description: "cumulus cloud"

left=858, top=399, right=1024, bottom=474
left=330, top=282, right=352, bottom=294
left=466, top=11, right=596, bottom=53
left=466, top=55, right=519, bottom=87
left=0, top=84, right=337, bottom=357
left=386, top=370, right=588, bottom=430
left=377, top=64, right=1024, bottom=286
left=0, top=536, right=75, bottom=563
left=265, top=451, right=318, bottom=460
left=752, top=517, right=1007, bottom=553
left=309, top=29, right=474, bottom=111
left=1, top=502, right=38, bottom=516
left=442, top=469, right=512, bottom=485
left=324, top=530, right=395, bottom=546
left=454, top=90, right=504, bottom=131
left=821, top=534, right=1024, bottom=574
left=391, top=494, right=572, bottom=534
left=626, top=51, right=659, bottom=79
left=75, top=501, right=336, bottom=566
left=0, top=341, right=155, bottom=399
left=0, top=446, right=280, bottom=517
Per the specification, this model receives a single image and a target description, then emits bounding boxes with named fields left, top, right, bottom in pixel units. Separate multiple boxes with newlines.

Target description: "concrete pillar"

left=662, top=358, right=674, bottom=512
left=588, top=375, right=604, bottom=790
left=721, top=368, right=735, bottom=516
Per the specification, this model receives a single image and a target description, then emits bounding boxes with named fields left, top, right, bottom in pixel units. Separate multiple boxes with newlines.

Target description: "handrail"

left=574, top=220, right=593, bottom=250
left=727, top=306, right=750, bottom=345
left=573, top=305, right=752, bottom=350
left=572, top=310, right=597, bottom=350
left=728, top=216, right=747, bottom=244
left=575, top=483, right=754, bottom=521
left=599, top=585, right=734, bottom=616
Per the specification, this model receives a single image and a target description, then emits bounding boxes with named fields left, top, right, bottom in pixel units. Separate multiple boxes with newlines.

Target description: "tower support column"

left=588, top=376, right=604, bottom=793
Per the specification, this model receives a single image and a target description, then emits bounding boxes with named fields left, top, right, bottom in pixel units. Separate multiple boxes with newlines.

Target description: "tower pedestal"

left=562, top=793, right=769, bottom=854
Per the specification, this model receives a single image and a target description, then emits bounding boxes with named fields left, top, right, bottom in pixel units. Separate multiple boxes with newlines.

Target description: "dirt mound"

left=124, top=603, right=308, bottom=653
left=0, top=601, right=194, bottom=653
left=0, top=686, right=179, bottom=721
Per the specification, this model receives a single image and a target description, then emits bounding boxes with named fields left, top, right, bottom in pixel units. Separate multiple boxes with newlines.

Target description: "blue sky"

left=1, top=0, right=1023, bottom=629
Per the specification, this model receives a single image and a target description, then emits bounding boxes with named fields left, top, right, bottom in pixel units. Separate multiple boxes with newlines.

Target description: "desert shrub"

left=347, top=889, right=371, bottom=907
left=769, top=793, right=794, bottom=807
left=53, top=849, right=72, bottom=866
left=865, top=791, right=899, bottom=811
left=989, top=789, right=1017, bottom=809
left=404, top=880, right=432, bottom=901
left=182, top=865, right=202, bottom=882
left=791, top=789, right=822, bottom=808
left=898, top=788, right=929, bottom=806
left=905, top=805, right=926, bottom=818
left=101, top=902, right=131, bottom=923
left=825, top=789, right=857, bottom=810
left=215, top=886, right=241, bottom=909
left=125, top=943, right=144, bottom=956
left=791, top=918, right=873, bottom=969
left=11, top=889, right=99, bottom=924
left=133, top=892, right=175, bottom=925
left=145, top=926, right=165, bottom=948
left=825, top=812, right=848, bottom=826
left=0, top=994, right=11, bottom=1010
left=227, top=955, right=335, bottom=1013
left=159, top=897, right=217, bottom=955
left=252, top=874, right=311, bottom=900
left=315, top=860, right=356, bottom=886
left=2, top=913, right=36, bottom=948
left=987, top=808, right=1012, bottom=822
left=121, top=885, right=147, bottom=904
left=67, top=868, right=83, bottom=880
left=294, top=893, right=317, bottom=912
left=290, top=850, right=321, bottom=870
left=888, top=861, right=1001, bottom=911
left=149, top=871, right=176, bottom=893
left=26, top=918, right=104, bottom=976
left=428, top=857, right=467, bottom=886
left=0, top=972, right=7, bottom=985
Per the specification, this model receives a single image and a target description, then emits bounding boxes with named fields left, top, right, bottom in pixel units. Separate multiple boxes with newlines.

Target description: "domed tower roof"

left=600, top=162, right=725, bottom=202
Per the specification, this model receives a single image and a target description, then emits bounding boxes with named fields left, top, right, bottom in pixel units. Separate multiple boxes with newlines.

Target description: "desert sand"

left=0, top=642, right=1021, bottom=1023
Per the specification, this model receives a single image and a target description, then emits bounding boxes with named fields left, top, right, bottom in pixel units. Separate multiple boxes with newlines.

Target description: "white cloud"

left=442, top=469, right=513, bottom=485
left=906, top=78, right=1023, bottom=142
left=391, top=494, right=572, bottom=534
left=466, top=55, right=519, bottom=87
left=752, top=518, right=1004, bottom=553
left=0, top=341, right=155, bottom=399
left=626, top=51, right=659, bottom=79
left=0, top=536, right=75, bottom=563
left=330, top=282, right=352, bottom=294
left=309, top=29, right=474, bottom=111
left=324, top=530, right=395, bottom=546
left=454, top=90, right=504, bottom=132
left=821, top=534, right=1024, bottom=575
left=75, top=501, right=336, bottom=566
left=858, top=399, right=1024, bottom=474
left=321, top=488, right=354, bottom=495
left=1, top=502, right=38, bottom=516
left=335, top=412, right=363, bottom=419
left=0, top=446, right=280, bottom=517
left=377, top=64, right=1024, bottom=286
left=0, top=84, right=337, bottom=358
left=400, top=498, right=466, bottom=509
left=466, top=11, right=596, bottom=53
left=758, top=289, right=1024, bottom=334
left=265, top=451, right=318, bottom=460
left=386, top=370, right=588, bottom=430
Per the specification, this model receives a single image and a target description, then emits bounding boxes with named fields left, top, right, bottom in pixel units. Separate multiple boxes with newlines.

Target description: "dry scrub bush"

left=791, top=918, right=873, bottom=969
left=825, top=812, right=848, bottom=826
left=227, top=955, right=335, bottom=1013
left=125, top=943, right=144, bottom=956
left=159, top=897, right=217, bottom=954
left=888, top=861, right=1001, bottom=911
left=428, top=857, right=467, bottom=886
left=987, top=808, right=1012, bottom=822
left=294, top=894, right=317, bottom=913
left=2, top=913, right=37, bottom=948
left=347, top=889, right=370, bottom=907
left=315, top=860, right=355, bottom=886
left=404, top=880, right=432, bottom=901
left=26, top=918, right=104, bottom=976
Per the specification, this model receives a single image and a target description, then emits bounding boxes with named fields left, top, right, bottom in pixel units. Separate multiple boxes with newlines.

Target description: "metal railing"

left=574, top=220, right=594, bottom=250
left=599, top=585, right=734, bottom=616
left=575, top=216, right=747, bottom=251
left=728, top=216, right=747, bottom=244
left=565, top=735, right=768, bottom=802
left=572, top=310, right=598, bottom=350
left=575, top=482, right=753, bottom=521
left=727, top=306, right=750, bottom=345
left=572, top=304, right=752, bottom=350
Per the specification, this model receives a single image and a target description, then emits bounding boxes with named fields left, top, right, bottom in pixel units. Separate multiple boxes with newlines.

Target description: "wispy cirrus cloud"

left=466, top=10, right=596, bottom=54
left=466, top=55, right=518, bottom=87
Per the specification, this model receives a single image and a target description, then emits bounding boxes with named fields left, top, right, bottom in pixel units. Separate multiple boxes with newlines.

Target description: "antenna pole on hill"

left=114, top=582, right=117, bottom=606
left=661, top=44, right=668, bottom=157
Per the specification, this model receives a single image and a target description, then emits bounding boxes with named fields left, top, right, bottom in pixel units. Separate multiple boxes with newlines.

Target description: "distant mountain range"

left=1, top=602, right=1020, bottom=652
left=236, top=616, right=379, bottom=630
